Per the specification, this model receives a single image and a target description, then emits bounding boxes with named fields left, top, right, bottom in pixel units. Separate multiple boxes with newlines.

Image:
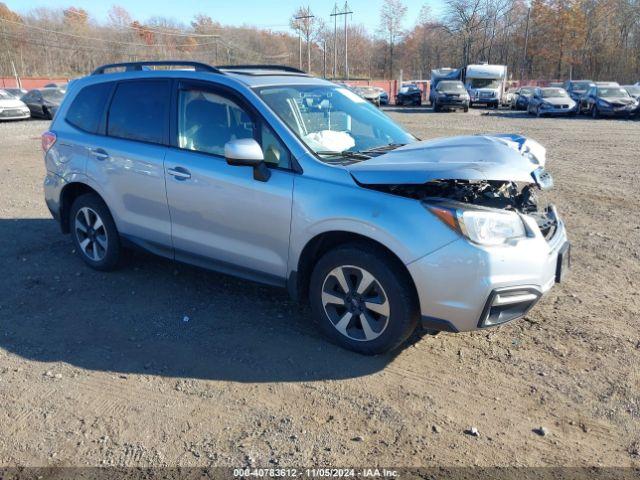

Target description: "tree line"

left=1, top=0, right=639, bottom=83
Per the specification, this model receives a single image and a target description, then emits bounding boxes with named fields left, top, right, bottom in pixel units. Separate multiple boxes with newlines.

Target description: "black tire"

left=42, top=107, right=52, bottom=120
left=463, top=106, right=469, bottom=113
left=592, top=105, right=599, bottom=119
left=309, top=243, right=419, bottom=355
left=69, top=193, right=122, bottom=271
left=433, top=102, right=440, bottom=112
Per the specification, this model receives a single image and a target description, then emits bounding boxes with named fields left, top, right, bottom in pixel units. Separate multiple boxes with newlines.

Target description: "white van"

left=465, top=64, right=507, bottom=108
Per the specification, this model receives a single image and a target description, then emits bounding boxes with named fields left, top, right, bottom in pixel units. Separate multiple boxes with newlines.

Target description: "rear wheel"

left=309, top=244, right=419, bottom=355
left=69, top=193, right=122, bottom=271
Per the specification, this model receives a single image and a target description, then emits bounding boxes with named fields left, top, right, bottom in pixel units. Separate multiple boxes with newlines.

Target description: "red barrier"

left=1, top=77, right=69, bottom=90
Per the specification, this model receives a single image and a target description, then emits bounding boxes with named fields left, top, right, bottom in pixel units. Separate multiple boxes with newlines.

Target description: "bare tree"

left=378, top=0, right=407, bottom=78
left=290, top=6, right=318, bottom=72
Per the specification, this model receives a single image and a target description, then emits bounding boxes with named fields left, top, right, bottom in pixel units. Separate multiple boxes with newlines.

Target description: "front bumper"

left=407, top=213, right=569, bottom=332
left=438, top=99, right=469, bottom=109
left=598, top=105, right=637, bottom=116
left=539, top=105, right=577, bottom=115
left=0, top=109, right=31, bottom=120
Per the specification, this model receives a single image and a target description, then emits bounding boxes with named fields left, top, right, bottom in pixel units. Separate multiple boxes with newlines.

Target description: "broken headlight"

left=427, top=203, right=527, bottom=246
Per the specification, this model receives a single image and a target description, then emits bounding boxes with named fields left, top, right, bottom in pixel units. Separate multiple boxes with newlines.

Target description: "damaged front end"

left=347, top=134, right=560, bottom=245
left=370, top=178, right=559, bottom=242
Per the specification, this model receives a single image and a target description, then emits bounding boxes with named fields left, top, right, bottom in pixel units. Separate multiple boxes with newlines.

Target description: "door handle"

left=167, top=166, right=191, bottom=180
left=89, top=147, right=110, bottom=161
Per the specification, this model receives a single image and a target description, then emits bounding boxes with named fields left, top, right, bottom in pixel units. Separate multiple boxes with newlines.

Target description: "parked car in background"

left=42, top=61, right=569, bottom=354
left=510, top=86, right=536, bottom=110
left=595, top=81, right=620, bottom=87
left=44, top=83, right=68, bottom=93
left=3, top=87, right=28, bottom=99
left=563, top=80, right=595, bottom=103
left=21, top=88, right=65, bottom=119
left=0, top=89, right=31, bottom=120
left=579, top=85, right=638, bottom=118
left=622, top=85, right=640, bottom=101
left=432, top=80, right=469, bottom=112
left=395, top=84, right=422, bottom=106
left=505, top=88, right=518, bottom=106
left=357, top=86, right=384, bottom=107
left=375, top=87, right=389, bottom=105
left=527, top=87, right=577, bottom=117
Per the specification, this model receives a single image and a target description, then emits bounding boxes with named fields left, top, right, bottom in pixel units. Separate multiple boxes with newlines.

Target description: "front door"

left=164, top=81, right=294, bottom=284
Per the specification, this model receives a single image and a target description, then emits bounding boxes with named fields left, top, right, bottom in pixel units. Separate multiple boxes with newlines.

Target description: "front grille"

left=0, top=109, right=25, bottom=117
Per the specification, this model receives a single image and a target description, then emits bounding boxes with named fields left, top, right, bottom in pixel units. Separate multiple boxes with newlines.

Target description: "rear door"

left=164, top=80, right=294, bottom=283
left=85, top=79, right=173, bottom=254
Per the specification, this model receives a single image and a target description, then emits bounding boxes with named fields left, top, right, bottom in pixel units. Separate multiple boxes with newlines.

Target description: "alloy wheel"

left=74, top=206, right=108, bottom=261
left=321, top=265, right=390, bottom=342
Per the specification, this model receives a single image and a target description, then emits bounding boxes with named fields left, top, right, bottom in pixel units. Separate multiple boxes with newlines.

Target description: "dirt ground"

left=0, top=109, right=638, bottom=469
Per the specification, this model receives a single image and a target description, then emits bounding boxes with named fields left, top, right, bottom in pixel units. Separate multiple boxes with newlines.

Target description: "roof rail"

left=92, top=61, right=221, bottom=75
left=216, top=64, right=307, bottom=74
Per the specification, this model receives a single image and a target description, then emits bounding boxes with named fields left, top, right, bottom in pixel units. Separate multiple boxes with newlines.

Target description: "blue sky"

left=7, top=0, right=446, bottom=32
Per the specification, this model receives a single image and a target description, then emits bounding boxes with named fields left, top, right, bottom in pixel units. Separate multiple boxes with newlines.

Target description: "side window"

left=178, top=87, right=292, bottom=169
left=107, top=80, right=170, bottom=144
left=178, top=88, right=255, bottom=157
left=66, top=82, right=112, bottom=133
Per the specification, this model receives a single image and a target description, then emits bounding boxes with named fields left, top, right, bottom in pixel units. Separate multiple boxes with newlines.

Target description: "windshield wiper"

left=316, top=150, right=372, bottom=160
left=360, top=143, right=406, bottom=154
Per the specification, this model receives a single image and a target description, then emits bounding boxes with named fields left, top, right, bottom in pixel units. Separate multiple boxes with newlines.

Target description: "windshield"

left=437, top=81, right=465, bottom=92
left=624, top=86, right=640, bottom=95
left=570, top=81, right=594, bottom=91
left=0, top=90, right=11, bottom=99
left=598, top=87, right=629, bottom=98
left=400, top=85, right=418, bottom=93
left=470, top=78, right=500, bottom=89
left=541, top=88, right=568, bottom=98
left=519, top=87, right=535, bottom=95
left=257, top=85, right=415, bottom=159
left=41, top=89, right=65, bottom=102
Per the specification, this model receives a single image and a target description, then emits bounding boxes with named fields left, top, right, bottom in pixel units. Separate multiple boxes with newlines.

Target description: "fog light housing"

left=478, top=287, right=541, bottom=327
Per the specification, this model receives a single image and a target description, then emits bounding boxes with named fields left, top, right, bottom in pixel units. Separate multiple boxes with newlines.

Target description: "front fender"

left=288, top=172, right=459, bottom=273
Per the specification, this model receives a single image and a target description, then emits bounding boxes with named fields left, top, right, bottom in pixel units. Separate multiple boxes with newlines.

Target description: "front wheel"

left=463, top=106, right=469, bottom=113
left=592, top=105, right=599, bottom=119
left=69, top=193, right=122, bottom=271
left=309, top=244, right=419, bottom=355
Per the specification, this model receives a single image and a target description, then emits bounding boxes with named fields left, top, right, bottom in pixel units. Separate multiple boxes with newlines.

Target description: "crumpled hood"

left=0, top=98, right=27, bottom=109
left=605, top=96, right=636, bottom=105
left=347, top=134, right=547, bottom=185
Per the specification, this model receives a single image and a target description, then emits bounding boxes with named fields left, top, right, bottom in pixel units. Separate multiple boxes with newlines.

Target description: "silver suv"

left=43, top=61, right=569, bottom=354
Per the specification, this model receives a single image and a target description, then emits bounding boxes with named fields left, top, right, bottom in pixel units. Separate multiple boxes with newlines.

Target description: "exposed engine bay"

left=370, top=180, right=559, bottom=240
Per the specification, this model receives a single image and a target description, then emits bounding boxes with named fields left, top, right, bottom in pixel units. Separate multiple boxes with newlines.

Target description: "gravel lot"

left=0, top=110, right=638, bottom=469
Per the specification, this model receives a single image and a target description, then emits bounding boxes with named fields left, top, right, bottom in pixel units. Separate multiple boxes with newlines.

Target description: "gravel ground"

left=0, top=110, right=638, bottom=468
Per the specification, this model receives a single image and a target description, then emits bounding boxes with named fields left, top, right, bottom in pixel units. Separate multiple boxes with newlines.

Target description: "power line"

left=0, top=17, right=223, bottom=47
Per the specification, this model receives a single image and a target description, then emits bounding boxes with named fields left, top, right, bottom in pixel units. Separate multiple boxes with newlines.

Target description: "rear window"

left=66, top=82, right=112, bottom=133
left=107, top=80, right=170, bottom=144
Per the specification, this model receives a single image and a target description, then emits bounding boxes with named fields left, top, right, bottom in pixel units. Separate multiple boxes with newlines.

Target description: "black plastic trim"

left=92, top=61, right=221, bottom=75
left=420, top=316, right=459, bottom=333
left=477, top=286, right=542, bottom=328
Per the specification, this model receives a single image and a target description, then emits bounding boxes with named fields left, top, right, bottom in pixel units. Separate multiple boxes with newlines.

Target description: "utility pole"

left=331, top=3, right=339, bottom=78
left=330, top=2, right=352, bottom=79
left=322, top=39, right=327, bottom=78
left=294, top=11, right=315, bottom=72
left=520, top=5, right=531, bottom=82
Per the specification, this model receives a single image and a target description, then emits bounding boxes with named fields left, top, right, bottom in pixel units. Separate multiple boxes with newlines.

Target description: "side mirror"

left=225, top=138, right=270, bottom=182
